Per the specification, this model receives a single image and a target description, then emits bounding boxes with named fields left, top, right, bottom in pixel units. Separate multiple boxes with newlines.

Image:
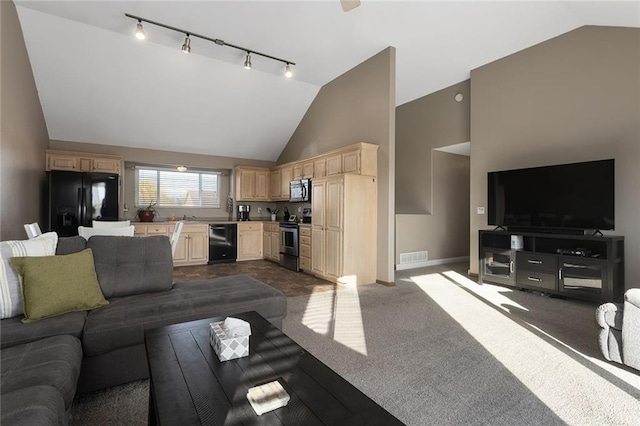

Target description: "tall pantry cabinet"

left=311, top=174, right=377, bottom=285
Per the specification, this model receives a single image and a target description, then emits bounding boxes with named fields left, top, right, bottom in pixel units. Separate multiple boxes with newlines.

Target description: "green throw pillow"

left=10, top=248, right=108, bottom=323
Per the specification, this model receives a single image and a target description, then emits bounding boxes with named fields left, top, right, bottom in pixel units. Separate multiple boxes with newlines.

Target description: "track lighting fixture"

left=125, top=13, right=295, bottom=77
left=181, top=35, right=191, bottom=54
left=135, top=20, right=146, bottom=40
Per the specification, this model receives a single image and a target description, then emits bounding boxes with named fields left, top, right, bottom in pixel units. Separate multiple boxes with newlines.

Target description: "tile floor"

left=173, top=259, right=336, bottom=297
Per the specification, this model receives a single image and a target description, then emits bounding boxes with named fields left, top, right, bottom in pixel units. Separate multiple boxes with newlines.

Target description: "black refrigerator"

left=48, top=171, right=119, bottom=236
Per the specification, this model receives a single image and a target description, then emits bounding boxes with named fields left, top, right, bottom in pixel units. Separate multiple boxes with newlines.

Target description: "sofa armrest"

left=595, top=302, right=623, bottom=330
left=622, top=289, right=640, bottom=370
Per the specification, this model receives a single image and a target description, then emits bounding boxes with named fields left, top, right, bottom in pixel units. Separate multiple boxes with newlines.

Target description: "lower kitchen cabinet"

left=263, top=222, right=280, bottom=262
left=172, top=224, right=209, bottom=266
left=238, top=222, right=263, bottom=260
left=299, top=225, right=312, bottom=272
left=133, top=222, right=208, bottom=266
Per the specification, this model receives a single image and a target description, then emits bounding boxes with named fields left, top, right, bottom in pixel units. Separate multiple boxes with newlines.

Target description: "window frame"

left=134, top=166, right=221, bottom=209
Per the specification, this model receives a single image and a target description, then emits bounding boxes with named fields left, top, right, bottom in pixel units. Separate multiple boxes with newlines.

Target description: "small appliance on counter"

left=237, top=204, right=250, bottom=221
left=302, top=208, right=312, bottom=224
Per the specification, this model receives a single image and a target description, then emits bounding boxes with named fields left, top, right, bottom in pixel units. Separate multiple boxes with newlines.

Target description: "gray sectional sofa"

left=0, top=235, right=287, bottom=424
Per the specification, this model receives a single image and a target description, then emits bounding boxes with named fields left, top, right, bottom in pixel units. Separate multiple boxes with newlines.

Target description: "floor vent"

left=399, top=251, right=428, bottom=265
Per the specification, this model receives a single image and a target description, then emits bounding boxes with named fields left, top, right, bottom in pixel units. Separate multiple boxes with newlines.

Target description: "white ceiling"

left=15, top=1, right=640, bottom=161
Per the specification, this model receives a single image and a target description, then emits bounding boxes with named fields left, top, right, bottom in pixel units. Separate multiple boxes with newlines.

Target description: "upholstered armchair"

left=596, top=288, right=640, bottom=371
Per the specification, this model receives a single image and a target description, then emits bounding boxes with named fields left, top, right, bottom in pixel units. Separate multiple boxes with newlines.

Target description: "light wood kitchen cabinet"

left=173, top=224, right=208, bottom=266
left=299, top=225, right=312, bottom=272
left=46, top=150, right=122, bottom=174
left=262, top=222, right=280, bottom=262
left=302, top=161, right=314, bottom=179
left=238, top=222, right=263, bottom=260
left=314, top=158, right=327, bottom=178
left=326, top=154, right=342, bottom=176
left=311, top=174, right=377, bottom=285
left=255, top=170, right=269, bottom=200
left=292, top=163, right=303, bottom=180
left=133, top=222, right=208, bottom=266
left=270, top=170, right=281, bottom=200
left=280, top=166, right=292, bottom=200
left=235, top=167, right=270, bottom=201
left=341, top=150, right=360, bottom=174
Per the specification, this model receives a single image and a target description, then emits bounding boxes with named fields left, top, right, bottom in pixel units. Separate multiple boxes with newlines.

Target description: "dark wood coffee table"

left=144, top=311, right=404, bottom=425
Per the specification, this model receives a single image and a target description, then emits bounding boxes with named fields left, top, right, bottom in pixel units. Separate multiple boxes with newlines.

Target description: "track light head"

left=181, top=35, right=191, bottom=53
left=244, top=53, right=252, bottom=70
left=285, top=64, right=293, bottom=78
left=135, top=21, right=146, bottom=40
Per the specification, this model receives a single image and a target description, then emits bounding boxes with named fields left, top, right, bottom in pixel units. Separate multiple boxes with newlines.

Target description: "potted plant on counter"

left=136, top=202, right=157, bottom=222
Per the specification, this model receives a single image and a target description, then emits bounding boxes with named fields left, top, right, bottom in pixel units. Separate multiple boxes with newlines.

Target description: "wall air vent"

left=399, top=251, right=429, bottom=265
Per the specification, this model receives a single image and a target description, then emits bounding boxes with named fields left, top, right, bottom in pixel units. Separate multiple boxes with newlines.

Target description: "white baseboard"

left=395, top=256, right=470, bottom=271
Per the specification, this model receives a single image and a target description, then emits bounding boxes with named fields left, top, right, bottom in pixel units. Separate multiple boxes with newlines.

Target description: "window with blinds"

left=135, top=167, right=220, bottom=208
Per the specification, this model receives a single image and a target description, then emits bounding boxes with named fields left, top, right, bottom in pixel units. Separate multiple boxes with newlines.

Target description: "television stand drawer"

left=516, top=271, right=557, bottom=291
left=516, top=252, right=557, bottom=273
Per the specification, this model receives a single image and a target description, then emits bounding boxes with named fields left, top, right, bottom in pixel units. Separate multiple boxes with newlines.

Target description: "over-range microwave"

left=290, top=179, right=311, bottom=203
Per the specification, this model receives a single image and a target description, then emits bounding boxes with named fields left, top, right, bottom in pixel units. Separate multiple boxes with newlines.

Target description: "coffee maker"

left=237, top=204, right=250, bottom=221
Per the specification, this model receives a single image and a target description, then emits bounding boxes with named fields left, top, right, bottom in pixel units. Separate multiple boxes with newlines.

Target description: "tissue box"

left=209, top=321, right=250, bottom=361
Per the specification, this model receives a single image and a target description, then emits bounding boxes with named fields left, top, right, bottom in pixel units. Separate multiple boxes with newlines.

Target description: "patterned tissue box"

left=209, top=321, right=250, bottom=361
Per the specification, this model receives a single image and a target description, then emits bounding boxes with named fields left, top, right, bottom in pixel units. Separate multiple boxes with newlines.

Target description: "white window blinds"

left=136, top=167, right=220, bottom=208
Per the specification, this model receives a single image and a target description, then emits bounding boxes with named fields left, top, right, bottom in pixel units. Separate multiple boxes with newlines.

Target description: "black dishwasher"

left=208, top=224, right=237, bottom=264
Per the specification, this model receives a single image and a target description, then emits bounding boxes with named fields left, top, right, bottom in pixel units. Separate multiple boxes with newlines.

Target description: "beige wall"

left=0, top=1, right=50, bottom=240
left=396, top=151, right=470, bottom=264
left=277, top=48, right=396, bottom=283
left=50, top=140, right=274, bottom=221
left=396, top=80, right=470, bottom=214
left=470, top=26, right=640, bottom=290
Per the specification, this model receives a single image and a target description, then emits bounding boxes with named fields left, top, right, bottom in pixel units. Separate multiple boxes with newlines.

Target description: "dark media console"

left=479, top=230, right=624, bottom=303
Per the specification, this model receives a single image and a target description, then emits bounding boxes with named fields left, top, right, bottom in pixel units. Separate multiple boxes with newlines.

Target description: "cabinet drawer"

left=516, top=252, right=557, bottom=273
left=300, top=235, right=311, bottom=246
left=300, top=243, right=311, bottom=258
left=299, top=226, right=311, bottom=237
left=516, top=271, right=557, bottom=291
left=300, top=256, right=311, bottom=271
left=147, top=225, right=168, bottom=234
left=133, top=224, right=147, bottom=235
left=239, top=223, right=262, bottom=231
left=264, top=223, right=279, bottom=232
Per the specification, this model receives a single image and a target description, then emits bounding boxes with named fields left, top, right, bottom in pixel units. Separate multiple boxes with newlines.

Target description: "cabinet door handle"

left=509, top=261, right=514, bottom=273
left=563, top=263, right=589, bottom=269
left=527, top=276, right=542, bottom=282
left=559, top=268, right=563, bottom=280
left=527, top=259, right=543, bottom=265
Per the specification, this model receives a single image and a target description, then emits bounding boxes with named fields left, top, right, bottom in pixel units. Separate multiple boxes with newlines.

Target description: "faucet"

left=182, top=214, right=197, bottom=221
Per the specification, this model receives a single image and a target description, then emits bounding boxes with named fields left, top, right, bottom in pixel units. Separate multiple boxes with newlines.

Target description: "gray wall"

left=396, top=80, right=470, bottom=214
left=50, top=140, right=274, bottom=221
left=395, top=81, right=471, bottom=264
left=0, top=0, right=50, bottom=240
left=396, top=151, right=470, bottom=264
left=278, top=48, right=396, bottom=283
left=470, top=26, right=640, bottom=290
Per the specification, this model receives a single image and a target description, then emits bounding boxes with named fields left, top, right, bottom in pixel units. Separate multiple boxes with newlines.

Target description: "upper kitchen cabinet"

left=280, top=166, right=292, bottom=200
left=235, top=166, right=270, bottom=201
left=46, top=150, right=123, bottom=174
left=292, top=161, right=314, bottom=180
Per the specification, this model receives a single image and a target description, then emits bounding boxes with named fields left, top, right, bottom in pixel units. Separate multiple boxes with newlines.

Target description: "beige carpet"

left=70, top=263, right=640, bottom=425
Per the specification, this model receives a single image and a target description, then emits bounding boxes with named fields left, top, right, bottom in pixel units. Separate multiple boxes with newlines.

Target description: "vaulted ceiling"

left=15, top=1, right=640, bottom=161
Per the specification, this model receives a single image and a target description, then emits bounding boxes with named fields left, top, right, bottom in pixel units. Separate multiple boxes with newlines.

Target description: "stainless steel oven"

left=279, top=222, right=299, bottom=271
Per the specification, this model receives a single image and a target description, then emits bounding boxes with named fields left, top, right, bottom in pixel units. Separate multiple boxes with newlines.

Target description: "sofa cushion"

left=88, top=235, right=173, bottom=298
left=0, top=385, right=67, bottom=426
left=0, top=232, right=58, bottom=319
left=0, top=311, right=87, bottom=349
left=10, top=249, right=109, bottom=323
left=56, top=236, right=86, bottom=255
left=1, top=335, right=82, bottom=408
left=82, top=275, right=287, bottom=356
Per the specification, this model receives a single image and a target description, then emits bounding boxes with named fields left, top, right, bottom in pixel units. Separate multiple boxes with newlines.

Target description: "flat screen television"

left=488, top=159, right=614, bottom=231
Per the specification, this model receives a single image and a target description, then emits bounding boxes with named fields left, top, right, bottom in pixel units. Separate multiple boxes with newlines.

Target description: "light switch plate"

left=477, top=207, right=485, bottom=215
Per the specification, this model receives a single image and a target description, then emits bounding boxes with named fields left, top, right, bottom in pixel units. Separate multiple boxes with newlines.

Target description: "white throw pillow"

left=0, top=232, right=58, bottom=319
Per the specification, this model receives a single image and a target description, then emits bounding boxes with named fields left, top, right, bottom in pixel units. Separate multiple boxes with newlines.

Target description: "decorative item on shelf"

left=136, top=202, right=157, bottom=222
left=267, top=208, right=279, bottom=222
